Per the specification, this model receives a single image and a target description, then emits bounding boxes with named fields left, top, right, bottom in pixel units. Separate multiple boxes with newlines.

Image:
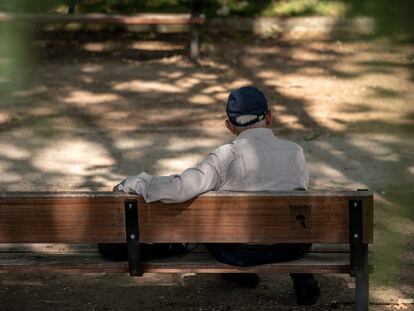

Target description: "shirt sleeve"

left=117, top=145, right=234, bottom=203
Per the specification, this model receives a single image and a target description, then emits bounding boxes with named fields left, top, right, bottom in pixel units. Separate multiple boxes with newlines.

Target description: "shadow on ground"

left=0, top=31, right=413, bottom=309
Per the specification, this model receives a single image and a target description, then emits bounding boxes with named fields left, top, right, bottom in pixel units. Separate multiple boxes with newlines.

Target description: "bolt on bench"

left=0, top=190, right=373, bottom=310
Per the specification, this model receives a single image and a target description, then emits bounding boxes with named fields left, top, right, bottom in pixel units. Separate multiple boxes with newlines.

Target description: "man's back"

left=218, top=128, right=308, bottom=192
left=112, top=85, right=320, bottom=305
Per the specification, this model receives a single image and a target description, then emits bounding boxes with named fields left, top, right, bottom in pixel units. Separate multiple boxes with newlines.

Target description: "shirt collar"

left=235, top=128, right=275, bottom=141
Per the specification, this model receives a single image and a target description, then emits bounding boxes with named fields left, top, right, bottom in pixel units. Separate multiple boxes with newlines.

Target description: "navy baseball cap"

left=226, top=86, right=268, bottom=126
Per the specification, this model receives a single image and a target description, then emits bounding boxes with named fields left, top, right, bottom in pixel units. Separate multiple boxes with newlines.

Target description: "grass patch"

left=261, top=0, right=347, bottom=17
left=77, top=0, right=347, bottom=17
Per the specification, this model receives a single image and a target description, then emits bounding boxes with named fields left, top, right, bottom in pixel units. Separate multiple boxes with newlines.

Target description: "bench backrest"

left=0, top=191, right=373, bottom=244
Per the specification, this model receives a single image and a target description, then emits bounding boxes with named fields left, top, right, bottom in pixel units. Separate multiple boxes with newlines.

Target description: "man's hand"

left=112, top=183, right=124, bottom=193
left=112, top=176, right=142, bottom=194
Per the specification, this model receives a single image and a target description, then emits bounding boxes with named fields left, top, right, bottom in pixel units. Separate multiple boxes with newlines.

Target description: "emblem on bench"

left=290, top=204, right=312, bottom=230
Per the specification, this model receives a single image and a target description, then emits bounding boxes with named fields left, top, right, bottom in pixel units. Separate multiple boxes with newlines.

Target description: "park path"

left=0, top=32, right=413, bottom=310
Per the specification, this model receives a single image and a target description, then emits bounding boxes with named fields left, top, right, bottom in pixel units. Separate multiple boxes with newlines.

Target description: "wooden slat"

left=137, top=192, right=373, bottom=243
left=0, top=243, right=352, bottom=254
left=0, top=190, right=373, bottom=198
left=0, top=191, right=374, bottom=244
left=0, top=243, right=98, bottom=254
left=0, top=13, right=205, bottom=25
left=0, top=194, right=129, bottom=243
left=0, top=252, right=350, bottom=274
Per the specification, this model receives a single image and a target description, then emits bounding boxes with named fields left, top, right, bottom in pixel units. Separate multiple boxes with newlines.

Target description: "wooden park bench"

left=0, top=190, right=373, bottom=310
left=0, top=0, right=205, bottom=60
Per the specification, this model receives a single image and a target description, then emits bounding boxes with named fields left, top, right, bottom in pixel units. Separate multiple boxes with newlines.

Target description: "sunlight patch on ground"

left=198, top=59, right=230, bottom=70
left=246, top=46, right=282, bottom=55
left=156, top=154, right=204, bottom=176
left=256, top=70, right=279, bottom=80
left=112, top=80, right=184, bottom=93
left=158, top=71, right=184, bottom=79
left=81, top=64, right=104, bottom=73
left=166, top=137, right=222, bottom=152
left=188, top=94, right=215, bottom=105
left=291, top=48, right=327, bottom=62
left=64, top=90, right=120, bottom=105
left=274, top=114, right=306, bottom=130
left=101, top=110, right=130, bottom=121
left=227, top=79, right=253, bottom=89
left=200, top=85, right=228, bottom=101
left=114, top=138, right=154, bottom=150
left=308, top=161, right=358, bottom=189
left=124, top=273, right=180, bottom=287
left=32, top=139, right=114, bottom=176
left=201, top=85, right=227, bottom=95
left=369, top=284, right=412, bottom=304
left=347, top=136, right=401, bottom=162
left=364, top=133, right=407, bottom=144
left=12, top=85, right=48, bottom=98
left=193, top=73, right=218, bottom=81
left=0, top=111, right=12, bottom=125
left=130, top=41, right=183, bottom=51
left=81, top=39, right=182, bottom=53
left=0, top=164, right=22, bottom=183
left=0, top=143, right=30, bottom=160
left=30, top=106, right=56, bottom=117
left=175, top=77, right=201, bottom=89
left=309, top=162, right=348, bottom=179
left=82, top=42, right=115, bottom=52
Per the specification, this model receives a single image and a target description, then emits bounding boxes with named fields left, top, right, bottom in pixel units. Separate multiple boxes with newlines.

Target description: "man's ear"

left=265, top=111, right=272, bottom=127
left=225, top=119, right=238, bottom=135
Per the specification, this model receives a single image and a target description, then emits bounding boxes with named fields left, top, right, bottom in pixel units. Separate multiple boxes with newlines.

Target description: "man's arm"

left=115, top=145, right=234, bottom=203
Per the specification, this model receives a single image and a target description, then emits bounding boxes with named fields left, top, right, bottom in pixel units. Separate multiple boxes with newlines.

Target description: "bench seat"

left=0, top=191, right=373, bottom=310
left=0, top=244, right=352, bottom=274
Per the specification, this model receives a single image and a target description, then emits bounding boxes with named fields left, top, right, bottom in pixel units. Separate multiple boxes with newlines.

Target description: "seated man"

left=108, top=86, right=320, bottom=306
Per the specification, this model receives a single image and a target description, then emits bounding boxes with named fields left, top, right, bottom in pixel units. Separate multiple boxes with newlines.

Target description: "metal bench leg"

left=190, top=26, right=200, bottom=61
left=190, top=0, right=203, bottom=61
left=68, top=0, right=77, bottom=14
left=356, top=244, right=369, bottom=311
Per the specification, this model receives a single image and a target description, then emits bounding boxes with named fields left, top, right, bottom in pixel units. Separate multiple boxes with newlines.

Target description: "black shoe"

left=220, top=273, right=261, bottom=288
left=294, top=281, right=320, bottom=306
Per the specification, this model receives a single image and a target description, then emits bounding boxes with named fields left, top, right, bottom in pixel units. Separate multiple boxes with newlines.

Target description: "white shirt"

left=118, top=128, right=309, bottom=203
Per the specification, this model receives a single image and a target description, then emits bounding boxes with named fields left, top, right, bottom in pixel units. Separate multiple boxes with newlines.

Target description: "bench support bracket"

left=124, top=199, right=143, bottom=277
left=349, top=199, right=369, bottom=311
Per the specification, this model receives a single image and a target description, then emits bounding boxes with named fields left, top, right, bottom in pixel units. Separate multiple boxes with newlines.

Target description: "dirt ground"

left=0, top=30, right=413, bottom=310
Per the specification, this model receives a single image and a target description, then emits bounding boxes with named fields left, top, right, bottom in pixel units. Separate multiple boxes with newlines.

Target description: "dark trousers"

left=204, top=243, right=315, bottom=284
left=99, top=243, right=315, bottom=285
left=98, top=243, right=187, bottom=261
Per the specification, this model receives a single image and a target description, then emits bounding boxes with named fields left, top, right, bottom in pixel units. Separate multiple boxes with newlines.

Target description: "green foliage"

left=343, top=0, right=414, bottom=34
left=262, top=0, right=346, bottom=17
left=0, top=0, right=67, bottom=12
left=79, top=0, right=191, bottom=14
left=0, top=0, right=48, bottom=94
left=0, top=0, right=413, bottom=22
